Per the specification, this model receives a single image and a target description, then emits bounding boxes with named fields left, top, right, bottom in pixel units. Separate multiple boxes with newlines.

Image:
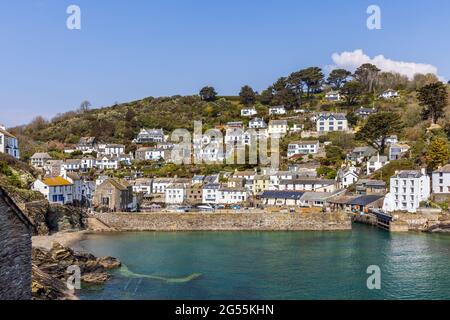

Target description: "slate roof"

left=392, top=170, right=424, bottom=179
left=261, top=190, right=305, bottom=200
left=346, top=195, right=384, bottom=206
left=317, top=113, right=347, bottom=120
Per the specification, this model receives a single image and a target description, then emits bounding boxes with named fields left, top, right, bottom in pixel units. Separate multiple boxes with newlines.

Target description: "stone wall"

left=392, top=213, right=444, bottom=232
left=0, top=192, right=32, bottom=300
left=93, top=211, right=351, bottom=231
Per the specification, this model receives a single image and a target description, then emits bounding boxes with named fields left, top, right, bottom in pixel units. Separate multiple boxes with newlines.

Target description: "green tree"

left=287, top=71, right=305, bottom=106
left=327, top=69, right=352, bottom=89
left=426, top=137, right=450, bottom=170
left=239, top=85, right=256, bottom=106
left=417, top=82, right=448, bottom=124
left=300, top=67, right=324, bottom=98
left=199, top=86, right=217, bottom=102
left=259, top=87, right=274, bottom=105
left=346, top=111, right=358, bottom=127
left=271, top=77, right=297, bottom=108
left=356, top=112, right=404, bottom=155
left=340, top=81, right=364, bottom=105
left=354, top=63, right=380, bottom=93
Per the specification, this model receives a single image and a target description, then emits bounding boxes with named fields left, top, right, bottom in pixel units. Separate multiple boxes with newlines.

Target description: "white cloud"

left=328, top=49, right=440, bottom=80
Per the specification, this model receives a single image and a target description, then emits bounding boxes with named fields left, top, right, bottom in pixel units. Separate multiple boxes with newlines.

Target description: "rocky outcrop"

left=32, top=242, right=121, bottom=300
left=23, top=201, right=87, bottom=235
left=47, top=204, right=87, bottom=232
left=24, top=201, right=50, bottom=235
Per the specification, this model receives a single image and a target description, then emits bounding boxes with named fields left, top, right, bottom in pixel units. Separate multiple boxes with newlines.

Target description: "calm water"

left=77, top=225, right=450, bottom=300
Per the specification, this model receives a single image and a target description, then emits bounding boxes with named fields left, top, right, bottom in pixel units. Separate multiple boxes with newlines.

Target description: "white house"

left=65, top=172, right=83, bottom=203
left=165, top=183, right=186, bottom=204
left=383, top=169, right=430, bottom=213
left=217, top=187, right=248, bottom=204
left=134, top=128, right=165, bottom=144
left=260, top=190, right=304, bottom=207
left=77, top=137, right=98, bottom=153
left=432, top=164, right=450, bottom=194
left=316, top=113, right=348, bottom=133
left=325, top=91, right=341, bottom=102
left=355, top=107, right=377, bottom=119
left=80, top=156, right=96, bottom=171
left=131, top=178, right=153, bottom=195
left=287, top=141, right=319, bottom=157
left=268, top=120, right=288, bottom=136
left=202, top=183, right=221, bottom=204
left=63, top=159, right=81, bottom=171
left=30, top=153, right=52, bottom=168
left=366, top=154, right=389, bottom=175
left=0, top=125, right=20, bottom=159
left=268, top=106, right=286, bottom=115
left=379, top=89, right=399, bottom=99
left=152, top=178, right=173, bottom=194
left=98, top=144, right=125, bottom=156
left=389, top=144, right=410, bottom=161
left=96, top=155, right=119, bottom=170
left=279, top=178, right=337, bottom=193
left=32, top=176, right=74, bottom=205
left=337, top=166, right=359, bottom=188
left=248, top=117, right=267, bottom=129
left=136, top=147, right=165, bottom=161
left=241, top=108, right=257, bottom=117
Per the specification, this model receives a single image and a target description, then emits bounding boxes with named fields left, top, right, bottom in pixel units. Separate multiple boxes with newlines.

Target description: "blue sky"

left=1, top=0, right=449, bottom=127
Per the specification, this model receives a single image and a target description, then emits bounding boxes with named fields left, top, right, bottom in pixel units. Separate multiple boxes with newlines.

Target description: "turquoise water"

left=77, top=225, right=450, bottom=300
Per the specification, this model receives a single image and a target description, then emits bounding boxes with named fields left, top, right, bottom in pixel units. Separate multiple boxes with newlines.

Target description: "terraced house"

left=32, top=176, right=74, bottom=205
left=287, top=141, right=320, bottom=157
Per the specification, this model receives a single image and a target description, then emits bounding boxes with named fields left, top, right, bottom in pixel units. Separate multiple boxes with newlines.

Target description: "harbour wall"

left=91, top=211, right=351, bottom=232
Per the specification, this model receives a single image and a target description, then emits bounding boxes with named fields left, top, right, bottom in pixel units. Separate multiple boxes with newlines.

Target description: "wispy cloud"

left=328, top=49, right=440, bottom=80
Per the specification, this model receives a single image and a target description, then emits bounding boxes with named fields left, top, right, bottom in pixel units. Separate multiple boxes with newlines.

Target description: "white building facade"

left=383, top=169, right=430, bottom=213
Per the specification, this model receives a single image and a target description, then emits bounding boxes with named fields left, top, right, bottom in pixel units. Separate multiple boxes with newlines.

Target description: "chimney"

left=421, top=168, right=426, bottom=175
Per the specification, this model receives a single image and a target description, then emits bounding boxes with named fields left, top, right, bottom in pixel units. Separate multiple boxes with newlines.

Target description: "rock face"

left=32, top=242, right=121, bottom=300
left=47, top=204, right=87, bottom=232
left=23, top=201, right=87, bottom=235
